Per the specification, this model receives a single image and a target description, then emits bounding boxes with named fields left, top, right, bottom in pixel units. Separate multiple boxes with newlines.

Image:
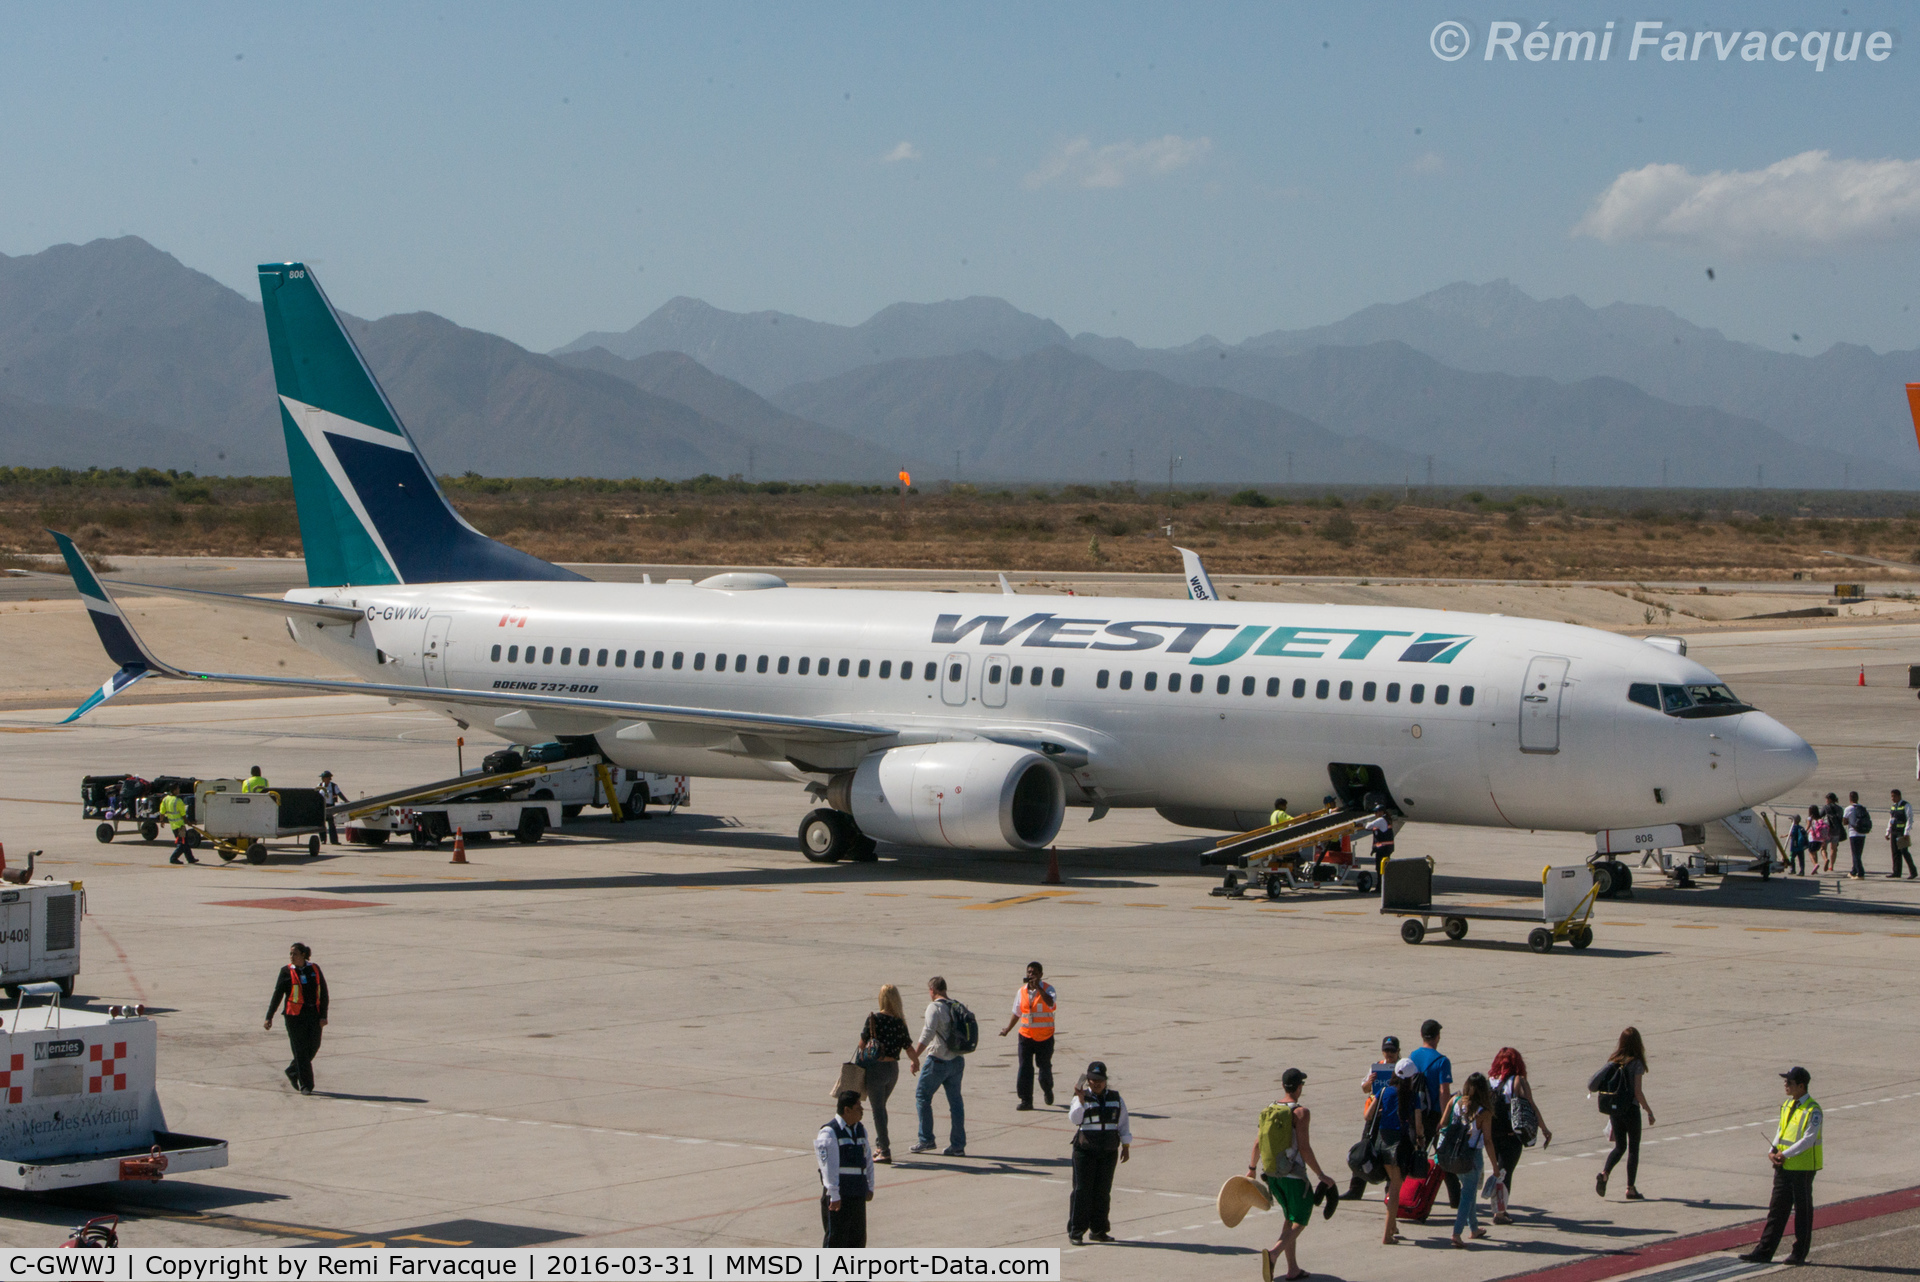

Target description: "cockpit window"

left=1639, top=681, right=1752, bottom=718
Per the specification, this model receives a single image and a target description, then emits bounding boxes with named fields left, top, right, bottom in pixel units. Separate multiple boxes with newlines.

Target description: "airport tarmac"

left=0, top=598, right=1915, bottom=1276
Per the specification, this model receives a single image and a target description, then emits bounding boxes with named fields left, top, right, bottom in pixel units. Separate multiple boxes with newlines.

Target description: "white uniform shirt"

left=814, top=1116, right=876, bottom=1195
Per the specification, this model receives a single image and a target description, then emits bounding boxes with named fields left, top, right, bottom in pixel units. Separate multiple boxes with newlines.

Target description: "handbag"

left=831, top=1061, right=866, bottom=1100
left=1433, top=1101, right=1476, bottom=1175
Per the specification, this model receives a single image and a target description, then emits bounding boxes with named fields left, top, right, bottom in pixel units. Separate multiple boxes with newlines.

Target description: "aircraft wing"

left=48, top=531, right=895, bottom=744
left=1819, top=550, right=1920, bottom=574
left=99, top=579, right=366, bottom=623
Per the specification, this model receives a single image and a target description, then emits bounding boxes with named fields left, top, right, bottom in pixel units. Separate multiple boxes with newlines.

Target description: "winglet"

left=998, top=573, right=1016, bottom=596
left=47, top=531, right=183, bottom=719
left=1907, top=383, right=1920, bottom=457
left=1175, top=546, right=1219, bottom=601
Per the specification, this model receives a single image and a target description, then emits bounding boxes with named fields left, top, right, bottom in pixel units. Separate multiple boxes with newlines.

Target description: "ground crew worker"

left=1269, top=798, right=1294, bottom=828
left=814, top=1089, right=875, bottom=1247
left=242, top=766, right=270, bottom=794
left=159, top=786, right=197, bottom=865
left=264, top=942, right=328, bottom=1094
left=1741, top=1067, right=1823, bottom=1265
left=1366, top=804, right=1396, bottom=864
left=1067, top=1060, right=1130, bottom=1245
left=319, top=771, right=346, bottom=844
left=999, top=960, right=1056, bottom=1110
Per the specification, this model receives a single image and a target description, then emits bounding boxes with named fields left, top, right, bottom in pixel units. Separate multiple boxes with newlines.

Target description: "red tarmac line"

left=209, top=897, right=384, bottom=912
left=1493, top=1184, right=1920, bottom=1282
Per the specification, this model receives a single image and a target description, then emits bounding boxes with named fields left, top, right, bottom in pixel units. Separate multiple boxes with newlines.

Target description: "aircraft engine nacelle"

left=841, top=743, right=1065, bottom=851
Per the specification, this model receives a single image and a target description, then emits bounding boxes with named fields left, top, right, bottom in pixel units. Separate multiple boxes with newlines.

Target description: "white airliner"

left=52, top=263, right=1818, bottom=862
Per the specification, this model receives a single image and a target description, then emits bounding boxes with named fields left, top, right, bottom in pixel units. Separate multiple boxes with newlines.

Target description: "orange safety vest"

left=283, top=963, right=319, bottom=1017
left=1016, top=983, right=1056, bottom=1039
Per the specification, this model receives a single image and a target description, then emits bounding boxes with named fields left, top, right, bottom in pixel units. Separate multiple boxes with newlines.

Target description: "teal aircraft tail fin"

left=256, top=263, right=584, bottom=588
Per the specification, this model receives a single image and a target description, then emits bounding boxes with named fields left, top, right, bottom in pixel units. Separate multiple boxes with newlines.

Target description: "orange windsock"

left=899, top=470, right=912, bottom=486
left=1907, top=384, right=1920, bottom=457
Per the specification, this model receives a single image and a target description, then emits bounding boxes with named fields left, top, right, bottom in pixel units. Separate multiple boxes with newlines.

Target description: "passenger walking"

left=160, top=785, right=197, bottom=865
left=1595, top=1026, right=1654, bottom=1199
left=858, top=984, right=912, bottom=1163
left=1375, top=1058, right=1423, bottom=1244
left=1410, top=1019, right=1458, bottom=1207
left=1842, top=792, right=1869, bottom=878
left=908, top=976, right=968, bottom=1156
left=1446, top=1073, right=1495, bottom=1247
left=815, top=1090, right=875, bottom=1247
left=1066, top=1060, right=1130, bottom=1244
left=1345, top=1035, right=1402, bottom=1199
left=1248, top=1068, right=1336, bottom=1282
left=242, top=765, right=271, bottom=794
left=1487, top=1048, right=1552, bottom=1224
left=998, top=961, right=1057, bottom=1110
left=1887, top=789, right=1915, bottom=878
left=318, top=771, right=346, bottom=844
left=1739, top=1067, right=1824, bottom=1265
left=263, top=942, right=328, bottom=1094
left=1824, top=792, right=1846, bottom=874
left=1787, top=811, right=1810, bottom=877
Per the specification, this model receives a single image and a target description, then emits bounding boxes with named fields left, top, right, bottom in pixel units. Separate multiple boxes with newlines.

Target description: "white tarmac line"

left=1528, top=1089, right=1920, bottom=1165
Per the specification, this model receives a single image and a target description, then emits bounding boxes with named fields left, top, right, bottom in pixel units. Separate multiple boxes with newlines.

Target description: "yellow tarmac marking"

left=866, top=893, right=907, bottom=897
left=962, top=891, right=1074, bottom=911
left=802, top=890, right=840, bottom=895
left=1674, top=925, right=1716, bottom=930
left=1125, top=903, right=1164, bottom=908
left=1812, top=930, right=1862, bottom=935
left=1192, top=905, right=1231, bottom=911
left=1745, top=927, right=1790, bottom=932
left=0, top=728, right=66, bottom=734
left=739, top=888, right=777, bottom=893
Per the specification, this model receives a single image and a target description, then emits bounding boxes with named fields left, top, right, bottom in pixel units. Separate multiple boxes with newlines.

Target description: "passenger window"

left=820, top=657, right=831, bottom=676
left=1410, top=683, right=1424, bottom=704
left=1052, top=668, right=1064, bottom=688
left=527, top=649, right=537, bottom=665
left=924, top=662, right=937, bottom=680
left=1460, top=686, right=1475, bottom=707
left=693, top=653, right=706, bottom=671
left=561, top=647, right=572, bottom=665
left=1144, top=672, right=1158, bottom=691
left=778, top=656, right=790, bottom=674
left=1435, top=685, right=1450, bottom=705
left=1216, top=675, right=1230, bottom=695
left=989, top=664, right=1003, bottom=684
left=949, top=663, right=963, bottom=683
left=1242, top=676, right=1256, bottom=696
left=838, top=658, right=851, bottom=677
left=1339, top=680, right=1353, bottom=701
left=672, top=652, right=683, bottom=670
left=1386, top=682, right=1400, bottom=703
left=493, top=645, right=504, bottom=662
left=715, top=653, right=727, bottom=671
left=859, top=659, right=871, bottom=678
left=757, top=655, right=768, bottom=673
left=1362, top=681, right=1376, bottom=701
left=1119, top=671, right=1133, bottom=690
left=1267, top=677, right=1280, bottom=697
left=543, top=647, right=555, bottom=664
left=1096, top=670, right=1109, bottom=689
left=735, top=654, right=747, bottom=673
left=879, top=660, right=892, bottom=679
left=1011, top=666, right=1024, bottom=685
left=597, top=649, right=608, bottom=667
left=615, top=650, right=626, bottom=668
left=1315, top=679, right=1329, bottom=699
left=1628, top=682, right=1659, bottom=710
left=1293, top=678, right=1306, bottom=698
left=1168, top=673, right=1182, bottom=693
left=798, top=657, right=811, bottom=675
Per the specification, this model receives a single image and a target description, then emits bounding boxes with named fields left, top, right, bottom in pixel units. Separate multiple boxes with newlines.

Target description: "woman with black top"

left=859, top=984, right=913, bottom=1162
left=1597, top=1027, right=1655, bottom=1200
left=1488, top=1047, right=1551, bottom=1224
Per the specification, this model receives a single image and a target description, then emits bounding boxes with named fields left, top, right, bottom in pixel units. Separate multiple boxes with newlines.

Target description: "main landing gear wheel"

left=94, top=824, right=114, bottom=844
left=848, top=834, right=879, bottom=863
left=1571, top=926, right=1595, bottom=950
left=799, top=808, right=857, bottom=862
left=1443, top=917, right=1469, bottom=941
left=1527, top=927, right=1554, bottom=953
left=1400, top=919, right=1426, bottom=945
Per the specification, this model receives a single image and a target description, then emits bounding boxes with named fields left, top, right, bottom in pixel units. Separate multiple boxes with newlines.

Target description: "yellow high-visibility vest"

left=158, top=795, right=188, bottom=829
left=1778, top=1096, right=1823, bottom=1172
left=242, top=775, right=270, bottom=793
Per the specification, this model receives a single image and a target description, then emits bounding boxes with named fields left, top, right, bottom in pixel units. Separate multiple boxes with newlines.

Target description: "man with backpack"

left=909, top=976, right=974, bottom=1157
left=1843, top=791, right=1871, bottom=879
left=1410, top=1019, right=1458, bottom=1207
left=1247, top=1068, right=1336, bottom=1282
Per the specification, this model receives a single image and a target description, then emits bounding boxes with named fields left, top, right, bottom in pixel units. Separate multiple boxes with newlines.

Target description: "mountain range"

left=1, top=235, right=1914, bottom=486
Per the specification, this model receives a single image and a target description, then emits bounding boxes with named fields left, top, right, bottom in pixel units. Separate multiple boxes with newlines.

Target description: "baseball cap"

left=1394, top=1057, right=1420, bottom=1079
left=1281, top=1067, right=1308, bottom=1089
left=1381, top=1035, right=1400, bottom=1052
left=1086, top=1061, right=1108, bottom=1077
left=1420, top=1019, right=1442, bottom=1039
left=1780, top=1066, right=1811, bottom=1085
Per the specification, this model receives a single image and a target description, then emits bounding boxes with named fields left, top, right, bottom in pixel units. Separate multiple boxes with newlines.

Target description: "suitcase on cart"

left=1397, top=1166, right=1447, bottom=1223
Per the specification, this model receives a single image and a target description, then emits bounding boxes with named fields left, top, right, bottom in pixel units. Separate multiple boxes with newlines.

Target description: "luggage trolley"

left=196, top=785, right=327, bottom=863
left=1381, top=858, right=1599, bottom=953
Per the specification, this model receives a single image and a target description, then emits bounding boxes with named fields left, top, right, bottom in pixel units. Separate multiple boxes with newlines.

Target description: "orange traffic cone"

left=450, top=826, right=468, bottom=865
left=1859, top=666, right=1867, bottom=687
left=1043, top=846, right=1062, bottom=885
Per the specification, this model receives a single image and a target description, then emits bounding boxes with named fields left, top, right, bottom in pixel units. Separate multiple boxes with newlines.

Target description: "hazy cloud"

left=1575, top=150, right=1920, bottom=254
left=1024, top=134, right=1212, bottom=190
left=881, top=141, right=921, bottom=164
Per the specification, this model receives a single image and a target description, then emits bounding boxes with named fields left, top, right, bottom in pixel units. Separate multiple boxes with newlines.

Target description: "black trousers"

left=1753, top=1167, right=1815, bottom=1261
left=1493, top=1136, right=1524, bottom=1196
left=1069, top=1142, right=1120, bottom=1236
left=1016, top=1035, right=1054, bottom=1105
left=820, top=1184, right=868, bottom=1247
left=1420, top=1110, right=1462, bottom=1206
left=1603, top=1107, right=1641, bottom=1185
left=1892, top=838, right=1916, bottom=877
left=284, top=1014, right=323, bottom=1091
left=325, top=815, right=340, bottom=844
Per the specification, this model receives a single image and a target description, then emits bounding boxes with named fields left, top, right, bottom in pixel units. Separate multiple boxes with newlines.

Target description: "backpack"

left=940, top=998, right=979, bottom=1055
left=1851, top=806, right=1873, bottom=835
left=1432, top=1100, right=1476, bottom=1175
left=1258, top=1102, right=1297, bottom=1175
left=1588, top=1060, right=1628, bottom=1113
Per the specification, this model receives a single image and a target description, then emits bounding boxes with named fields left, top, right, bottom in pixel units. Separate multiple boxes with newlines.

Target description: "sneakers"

left=1595, top=1171, right=1608, bottom=1197
left=907, top=1142, right=936, bottom=1154
left=1089, top=1232, right=1113, bottom=1242
left=1737, top=1252, right=1772, bottom=1264
left=1044, top=1089, right=1054, bottom=1106
left=943, top=1146, right=967, bottom=1157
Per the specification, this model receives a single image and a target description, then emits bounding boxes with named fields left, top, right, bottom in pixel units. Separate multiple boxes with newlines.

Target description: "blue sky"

left=0, top=2, right=1914, bottom=356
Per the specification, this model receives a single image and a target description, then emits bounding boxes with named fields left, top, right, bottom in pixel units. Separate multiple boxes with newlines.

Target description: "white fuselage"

left=283, top=580, right=1816, bottom=834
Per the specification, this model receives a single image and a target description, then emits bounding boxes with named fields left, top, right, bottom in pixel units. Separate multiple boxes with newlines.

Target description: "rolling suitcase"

left=1397, top=1166, right=1446, bottom=1223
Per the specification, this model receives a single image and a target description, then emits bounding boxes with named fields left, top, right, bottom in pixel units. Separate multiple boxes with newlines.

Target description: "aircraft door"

left=982, top=654, right=1008, bottom=708
left=1519, top=655, right=1570, bottom=754
left=423, top=615, right=453, bottom=687
left=941, top=652, right=970, bottom=707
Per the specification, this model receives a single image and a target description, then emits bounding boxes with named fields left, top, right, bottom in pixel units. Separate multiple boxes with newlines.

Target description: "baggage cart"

left=1203, top=804, right=1379, bottom=898
left=1381, top=858, right=1598, bottom=953
left=197, top=788, right=327, bottom=864
left=82, top=775, right=197, bottom=845
left=0, top=984, right=226, bottom=1190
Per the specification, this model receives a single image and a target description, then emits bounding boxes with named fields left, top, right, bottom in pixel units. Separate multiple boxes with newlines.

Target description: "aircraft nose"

left=1735, top=712, right=1818, bottom=806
